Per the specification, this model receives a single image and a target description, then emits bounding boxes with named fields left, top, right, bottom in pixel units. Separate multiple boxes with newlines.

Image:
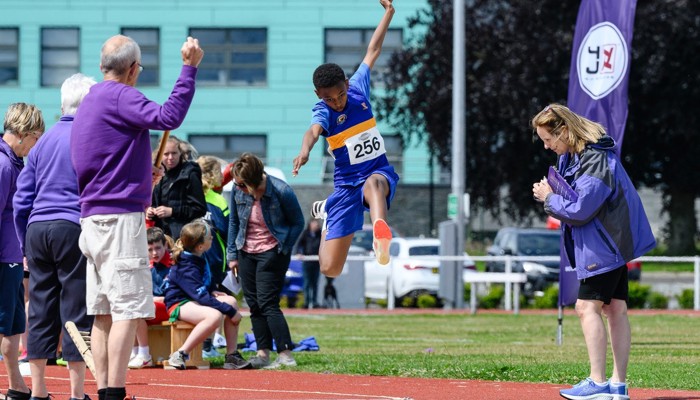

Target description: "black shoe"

left=5, top=389, right=31, bottom=400
left=223, top=351, right=252, bottom=370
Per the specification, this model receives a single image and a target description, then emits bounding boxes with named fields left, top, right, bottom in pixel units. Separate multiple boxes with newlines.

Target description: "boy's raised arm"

left=362, top=0, right=396, bottom=70
left=292, top=124, right=323, bottom=177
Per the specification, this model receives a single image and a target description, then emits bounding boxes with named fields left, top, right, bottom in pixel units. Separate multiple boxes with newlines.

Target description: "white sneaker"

left=310, top=200, right=326, bottom=219
left=128, top=354, right=153, bottom=369
left=263, top=355, right=297, bottom=369
left=167, top=351, right=189, bottom=370
left=213, top=332, right=227, bottom=348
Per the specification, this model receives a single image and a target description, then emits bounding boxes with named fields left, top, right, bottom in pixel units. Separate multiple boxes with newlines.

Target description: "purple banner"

left=567, top=0, right=637, bottom=153
left=561, top=0, right=637, bottom=307
left=558, top=244, right=579, bottom=307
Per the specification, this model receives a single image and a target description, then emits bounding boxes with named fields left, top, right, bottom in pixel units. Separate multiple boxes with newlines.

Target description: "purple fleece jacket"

left=13, top=116, right=81, bottom=255
left=0, top=138, right=23, bottom=263
left=71, top=65, right=197, bottom=217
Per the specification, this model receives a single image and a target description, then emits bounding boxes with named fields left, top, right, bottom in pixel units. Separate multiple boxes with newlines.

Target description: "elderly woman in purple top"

left=14, top=73, right=97, bottom=400
left=0, top=102, right=44, bottom=400
left=70, top=35, right=203, bottom=400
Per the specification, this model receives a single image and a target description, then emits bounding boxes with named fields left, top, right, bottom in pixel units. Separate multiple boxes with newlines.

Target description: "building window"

left=0, top=28, right=19, bottom=86
left=189, top=28, right=267, bottom=87
left=325, top=28, right=402, bottom=85
left=41, top=27, right=79, bottom=87
left=121, top=28, right=159, bottom=86
left=188, top=134, right=267, bottom=161
left=321, top=133, right=403, bottom=183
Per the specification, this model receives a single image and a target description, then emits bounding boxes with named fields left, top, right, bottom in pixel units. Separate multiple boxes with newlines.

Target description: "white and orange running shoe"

left=372, top=219, right=392, bottom=265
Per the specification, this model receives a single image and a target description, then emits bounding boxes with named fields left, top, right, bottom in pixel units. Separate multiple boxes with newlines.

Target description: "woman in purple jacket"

left=0, top=102, right=44, bottom=400
left=532, top=104, right=656, bottom=400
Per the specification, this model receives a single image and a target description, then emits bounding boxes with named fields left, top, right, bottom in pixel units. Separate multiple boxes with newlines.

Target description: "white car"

left=364, top=237, right=476, bottom=301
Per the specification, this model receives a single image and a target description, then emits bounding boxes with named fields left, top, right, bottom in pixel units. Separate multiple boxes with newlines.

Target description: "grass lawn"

left=642, top=262, right=695, bottom=273
left=209, top=312, right=700, bottom=391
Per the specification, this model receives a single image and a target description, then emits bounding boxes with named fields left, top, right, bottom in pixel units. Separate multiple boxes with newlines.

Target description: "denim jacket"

left=226, top=175, right=304, bottom=261
left=544, top=135, right=656, bottom=280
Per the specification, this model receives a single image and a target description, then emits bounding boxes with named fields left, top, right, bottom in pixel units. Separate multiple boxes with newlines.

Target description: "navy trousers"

left=25, top=220, right=93, bottom=361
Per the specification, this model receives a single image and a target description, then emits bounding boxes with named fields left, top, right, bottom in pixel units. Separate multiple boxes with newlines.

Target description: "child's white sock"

left=138, top=345, right=150, bottom=358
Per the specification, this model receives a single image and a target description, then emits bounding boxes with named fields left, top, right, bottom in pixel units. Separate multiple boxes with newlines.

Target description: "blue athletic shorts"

left=325, top=166, right=399, bottom=240
left=0, top=262, right=26, bottom=336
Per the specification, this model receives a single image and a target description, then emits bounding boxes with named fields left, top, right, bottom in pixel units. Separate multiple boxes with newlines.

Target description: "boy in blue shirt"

left=292, top=0, right=398, bottom=277
left=128, top=227, right=172, bottom=369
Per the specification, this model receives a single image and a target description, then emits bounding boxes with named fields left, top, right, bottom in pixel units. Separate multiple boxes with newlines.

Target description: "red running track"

left=2, top=364, right=700, bottom=400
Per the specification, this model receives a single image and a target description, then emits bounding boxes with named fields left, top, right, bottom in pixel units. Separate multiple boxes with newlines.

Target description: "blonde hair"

left=531, top=103, right=606, bottom=154
left=172, top=220, right=210, bottom=262
left=231, top=152, right=265, bottom=192
left=3, top=103, right=45, bottom=138
left=196, top=156, right=223, bottom=193
left=152, top=135, right=188, bottom=167
left=166, top=136, right=187, bottom=164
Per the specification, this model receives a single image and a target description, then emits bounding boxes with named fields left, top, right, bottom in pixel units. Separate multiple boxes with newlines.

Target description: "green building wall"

left=0, top=0, right=435, bottom=185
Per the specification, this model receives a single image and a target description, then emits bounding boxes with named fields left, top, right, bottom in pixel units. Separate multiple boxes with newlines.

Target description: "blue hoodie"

left=164, top=251, right=237, bottom=318
left=14, top=116, right=81, bottom=255
left=544, top=135, right=656, bottom=279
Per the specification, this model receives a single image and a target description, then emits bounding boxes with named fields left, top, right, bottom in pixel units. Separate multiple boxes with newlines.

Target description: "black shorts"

left=25, top=220, right=93, bottom=362
left=578, top=265, right=628, bottom=305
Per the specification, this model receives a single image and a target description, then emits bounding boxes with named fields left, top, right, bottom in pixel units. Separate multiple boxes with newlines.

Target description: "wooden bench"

left=148, top=321, right=210, bottom=369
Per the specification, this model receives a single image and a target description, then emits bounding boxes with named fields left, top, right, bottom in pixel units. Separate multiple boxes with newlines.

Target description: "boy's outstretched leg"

left=364, top=174, right=392, bottom=265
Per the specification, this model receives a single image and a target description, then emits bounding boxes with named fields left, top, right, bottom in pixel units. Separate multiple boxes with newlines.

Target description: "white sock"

left=610, top=381, right=626, bottom=387
left=138, top=346, right=150, bottom=358
left=131, top=346, right=138, bottom=357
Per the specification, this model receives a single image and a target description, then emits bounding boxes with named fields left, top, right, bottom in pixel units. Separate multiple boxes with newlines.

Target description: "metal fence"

left=299, top=255, right=700, bottom=311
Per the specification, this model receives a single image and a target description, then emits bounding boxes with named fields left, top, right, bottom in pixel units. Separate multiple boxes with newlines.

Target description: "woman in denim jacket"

left=532, top=104, right=656, bottom=400
left=226, top=153, right=304, bottom=369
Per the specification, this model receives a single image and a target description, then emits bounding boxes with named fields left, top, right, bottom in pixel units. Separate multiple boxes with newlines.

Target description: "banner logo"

left=576, top=21, right=629, bottom=100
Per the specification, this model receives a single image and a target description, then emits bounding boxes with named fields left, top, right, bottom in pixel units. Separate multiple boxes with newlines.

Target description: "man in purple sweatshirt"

left=70, top=35, right=203, bottom=400
left=14, top=73, right=96, bottom=400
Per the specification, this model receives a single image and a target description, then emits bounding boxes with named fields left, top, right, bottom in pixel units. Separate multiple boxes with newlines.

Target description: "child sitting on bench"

left=128, top=227, right=173, bottom=368
left=164, top=220, right=250, bottom=370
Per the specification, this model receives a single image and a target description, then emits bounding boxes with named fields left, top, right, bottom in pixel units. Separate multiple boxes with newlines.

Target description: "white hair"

left=61, top=73, right=96, bottom=115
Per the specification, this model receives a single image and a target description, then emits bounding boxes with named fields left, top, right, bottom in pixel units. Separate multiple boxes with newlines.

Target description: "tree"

left=378, top=0, right=578, bottom=221
left=626, top=0, right=700, bottom=254
left=377, top=0, right=698, bottom=253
